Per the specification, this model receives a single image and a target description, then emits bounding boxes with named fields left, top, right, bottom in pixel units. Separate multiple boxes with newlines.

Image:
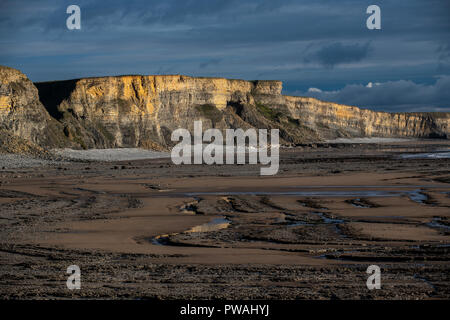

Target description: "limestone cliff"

left=284, top=96, right=449, bottom=139
left=35, top=73, right=448, bottom=149
left=0, top=66, right=68, bottom=151
left=35, top=75, right=297, bottom=149
left=1, top=65, right=449, bottom=151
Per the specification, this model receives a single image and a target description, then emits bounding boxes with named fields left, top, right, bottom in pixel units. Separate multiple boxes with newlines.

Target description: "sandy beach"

left=1, top=140, right=449, bottom=299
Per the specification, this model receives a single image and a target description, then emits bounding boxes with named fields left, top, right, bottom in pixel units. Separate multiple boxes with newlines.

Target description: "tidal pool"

left=185, top=189, right=431, bottom=204
left=400, top=151, right=450, bottom=159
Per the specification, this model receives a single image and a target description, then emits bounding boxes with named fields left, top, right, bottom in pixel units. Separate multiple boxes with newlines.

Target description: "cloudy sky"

left=1, top=0, right=449, bottom=112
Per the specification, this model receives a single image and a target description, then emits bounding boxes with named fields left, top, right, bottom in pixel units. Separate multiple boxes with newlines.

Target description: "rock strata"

left=1, top=65, right=448, bottom=151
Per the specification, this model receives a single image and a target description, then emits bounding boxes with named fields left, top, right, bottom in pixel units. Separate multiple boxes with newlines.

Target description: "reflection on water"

left=408, top=191, right=428, bottom=203
left=152, top=234, right=170, bottom=246
left=310, top=211, right=345, bottom=224
left=288, top=221, right=313, bottom=227
left=400, top=151, right=450, bottom=159
left=151, top=217, right=231, bottom=246
left=427, top=218, right=450, bottom=231
left=186, top=218, right=231, bottom=233
left=186, top=189, right=430, bottom=204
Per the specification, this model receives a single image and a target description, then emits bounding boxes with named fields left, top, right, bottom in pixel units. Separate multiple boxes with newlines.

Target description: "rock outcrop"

left=284, top=96, right=449, bottom=139
left=1, top=65, right=448, bottom=151
left=0, top=66, right=68, bottom=151
left=35, top=75, right=298, bottom=149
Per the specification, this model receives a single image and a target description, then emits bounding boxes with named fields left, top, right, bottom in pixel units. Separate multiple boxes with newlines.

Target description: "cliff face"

left=0, top=66, right=67, bottom=150
left=35, top=75, right=296, bottom=149
left=284, top=96, right=449, bottom=139
left=1, top=65, right=448, bottom=151
left=36, top=73, right=448, bottom=149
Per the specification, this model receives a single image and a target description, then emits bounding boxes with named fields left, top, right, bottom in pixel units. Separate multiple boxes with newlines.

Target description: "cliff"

left=1, top=65, right=448, bottom=151
left=0, top=66, right=68, bottom=152
left=35, top=75, right=309, bottom=149
left=284, top=96, right=449, bottom=139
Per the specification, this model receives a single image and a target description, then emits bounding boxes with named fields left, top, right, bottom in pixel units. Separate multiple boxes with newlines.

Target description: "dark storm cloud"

left=199, top=58, right=222, bottom=69
left=305, top=42, right=372, bottom=68
left=437, top=43, right=450, bottom=62
left=299, top=76, right=450, bottom=112
left=0, top=0, right=449, bottom=111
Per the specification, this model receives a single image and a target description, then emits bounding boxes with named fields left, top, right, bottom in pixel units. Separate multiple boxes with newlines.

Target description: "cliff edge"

left=0, top=66, right=69, bottom=153
left=1, top=65, right=448, bottom=151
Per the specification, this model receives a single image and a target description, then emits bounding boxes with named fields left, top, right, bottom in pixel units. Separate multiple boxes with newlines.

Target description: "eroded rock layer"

left=35, top=75, right=294, bottom=149
left=1, top=65, right=448, bottom=150
left=0, top=66, right=68, bottom=151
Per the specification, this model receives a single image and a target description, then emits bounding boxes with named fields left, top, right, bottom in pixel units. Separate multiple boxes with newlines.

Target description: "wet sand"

left=0, top=140, right=449, bottom=299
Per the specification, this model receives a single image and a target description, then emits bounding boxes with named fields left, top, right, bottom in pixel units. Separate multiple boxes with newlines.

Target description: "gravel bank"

left=0, top=153, right=67, bottom=169
left=52, top=148, right=170, bottom=162
left=325, top=137, right=415, bottom=144
left=0, top=148, right=169, bottom=169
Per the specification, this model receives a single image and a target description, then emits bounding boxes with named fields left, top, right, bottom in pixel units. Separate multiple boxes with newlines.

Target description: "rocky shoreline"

left=0, top=141, right=449, bottom=299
